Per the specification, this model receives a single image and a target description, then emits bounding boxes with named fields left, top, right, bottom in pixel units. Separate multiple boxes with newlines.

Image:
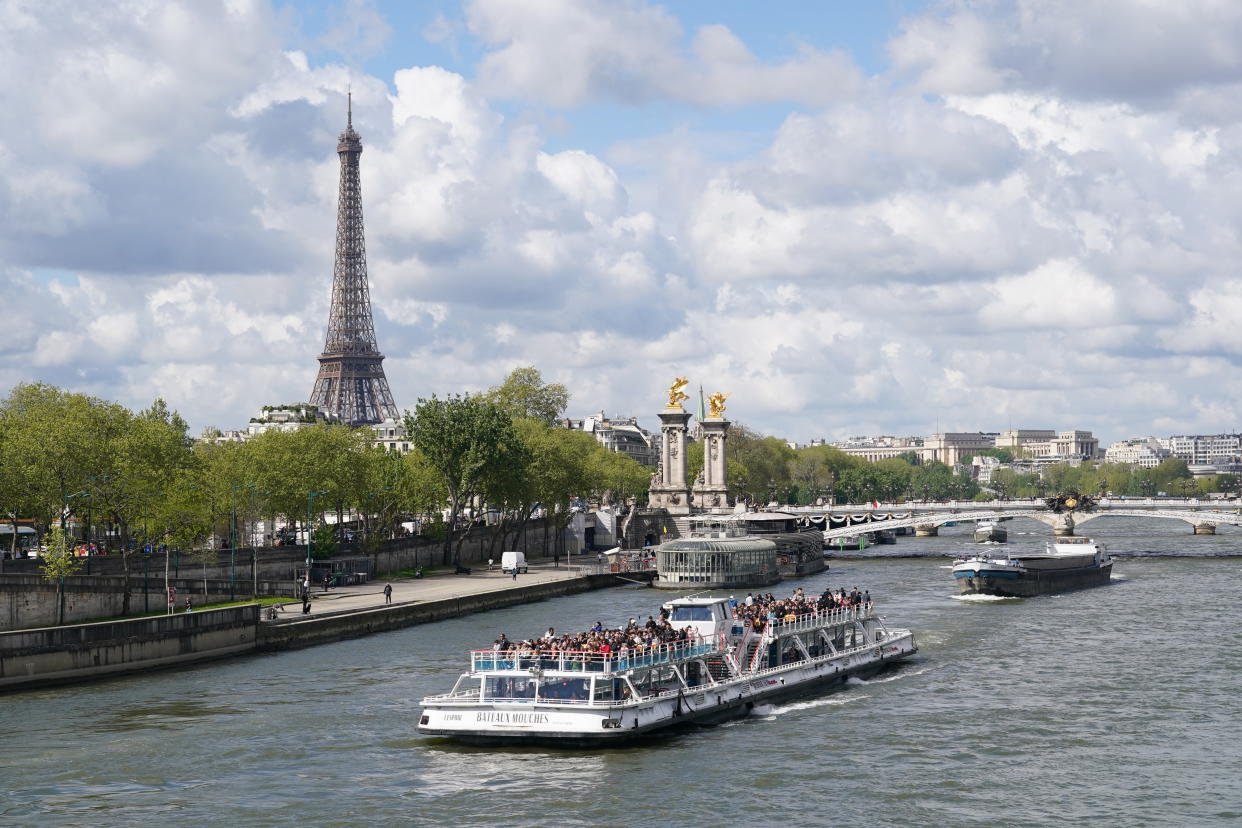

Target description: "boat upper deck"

left=471, top=637, right=722, bottom=674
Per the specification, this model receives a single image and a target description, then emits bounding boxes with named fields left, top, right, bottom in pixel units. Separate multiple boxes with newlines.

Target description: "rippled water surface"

left=4, top=517, right=1242, bottom=827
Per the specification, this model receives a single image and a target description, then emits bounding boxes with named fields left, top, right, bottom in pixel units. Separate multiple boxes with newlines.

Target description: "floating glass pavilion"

left=654, top=516, right=781, bottom=589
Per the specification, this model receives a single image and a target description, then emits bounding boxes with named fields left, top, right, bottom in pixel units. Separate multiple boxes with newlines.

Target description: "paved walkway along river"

left=288, top=559, right=598, bottom=617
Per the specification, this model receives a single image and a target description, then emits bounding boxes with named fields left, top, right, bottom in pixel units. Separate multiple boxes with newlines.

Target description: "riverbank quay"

left=257, top=563, right=654, bottom=651
left=0, top=605, right=258, bottom=692
left=0, top=562, right=651, bottom=691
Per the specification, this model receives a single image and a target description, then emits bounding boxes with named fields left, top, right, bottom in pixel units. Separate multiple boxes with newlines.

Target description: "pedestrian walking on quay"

left=323, top=573, right=332, bottom=593
left=512, top=567, right=518, bottom=581
left=383, top=583, right=393, bottom=604
left=185, top=597, right=193, bottom=613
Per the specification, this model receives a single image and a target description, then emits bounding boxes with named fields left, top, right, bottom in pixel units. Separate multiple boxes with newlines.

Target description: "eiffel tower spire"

left=308, top=96, right=400, bottom=426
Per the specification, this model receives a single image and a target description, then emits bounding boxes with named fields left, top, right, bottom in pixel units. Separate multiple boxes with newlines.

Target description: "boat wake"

left=850, top=665, right=934, bottom=685
left=951, top=593, right=1022, bottom=603
left=757, top=695, right=866, bottom=719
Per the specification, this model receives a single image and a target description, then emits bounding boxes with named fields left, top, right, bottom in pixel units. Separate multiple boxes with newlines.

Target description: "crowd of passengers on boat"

left=736, top=586, right=871, bottom=633
left=489, top=614, right=704, bottom=664
left=483, top=585, right=876, bottom=666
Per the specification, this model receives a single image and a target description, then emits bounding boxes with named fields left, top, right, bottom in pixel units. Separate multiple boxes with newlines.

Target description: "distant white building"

left=830, top=435, right=923, bottom=462
left=920, top=433, right=998, bottom=465
left=1104, top=438, right=1170, bottom=468
left=1161, top=434, right=1242, bottom=465
left=971, top=455, right=1002, bottom=484
left=247, top=403, right=339, bottom=436
left=994, top=429, right=1056, bottom=451
left=561, top=412, right=659, bottom=467
left=371, top=417, right=410, bottom=454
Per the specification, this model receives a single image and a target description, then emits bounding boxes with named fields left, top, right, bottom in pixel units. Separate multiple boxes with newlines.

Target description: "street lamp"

left=306, top=490, right=328, bottom=586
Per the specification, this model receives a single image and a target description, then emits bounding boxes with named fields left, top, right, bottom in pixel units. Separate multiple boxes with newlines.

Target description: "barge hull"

left=956, top=562, right=1112, bottom=597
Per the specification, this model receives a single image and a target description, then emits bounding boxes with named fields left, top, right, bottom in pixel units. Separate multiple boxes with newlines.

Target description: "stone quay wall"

left=0, top=574, right=283, bottom=631
left=0, top=605, right=259, bottom=692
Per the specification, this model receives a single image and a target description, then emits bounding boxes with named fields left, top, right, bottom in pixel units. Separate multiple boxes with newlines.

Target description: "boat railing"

left=471, top=635, right=726, bottom=674
left=745, top=603, right=873, bottom=637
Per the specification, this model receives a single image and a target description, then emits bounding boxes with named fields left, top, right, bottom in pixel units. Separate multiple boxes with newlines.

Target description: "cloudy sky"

left=4, top=0, right=1242, bottom=445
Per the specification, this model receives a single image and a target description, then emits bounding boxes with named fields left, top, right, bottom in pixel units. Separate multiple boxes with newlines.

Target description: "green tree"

left=404, top=395, right=522, bottom=566
left=0, top=384, right=98, bottom=535
left=727, top=426, right=796, bottom=504
left=486, top=366, right=570, bottom=425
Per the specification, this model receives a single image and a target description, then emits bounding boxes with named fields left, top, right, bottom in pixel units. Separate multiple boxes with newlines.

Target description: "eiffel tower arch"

left=309, top=95, right=400, bottom=426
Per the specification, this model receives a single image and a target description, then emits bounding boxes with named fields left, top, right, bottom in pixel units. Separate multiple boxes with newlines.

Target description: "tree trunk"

left=454, top=520, right=477, bottom=564
left=443, top=495, right=459, bottom=566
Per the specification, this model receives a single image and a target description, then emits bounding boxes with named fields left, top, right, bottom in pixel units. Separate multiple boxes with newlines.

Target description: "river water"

left=3, top=516, right=1241, bottom=827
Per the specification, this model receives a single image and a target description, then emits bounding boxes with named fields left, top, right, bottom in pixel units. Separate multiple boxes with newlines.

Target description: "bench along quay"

left=417, top=590, right=917, bottom=746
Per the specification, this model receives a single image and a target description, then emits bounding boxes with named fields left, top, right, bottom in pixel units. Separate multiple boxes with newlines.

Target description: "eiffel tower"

left=309, top=94, right=400, bottom=426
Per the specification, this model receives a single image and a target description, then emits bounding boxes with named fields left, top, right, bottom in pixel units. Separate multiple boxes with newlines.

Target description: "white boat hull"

left=418, top=631, right=917, bottom=746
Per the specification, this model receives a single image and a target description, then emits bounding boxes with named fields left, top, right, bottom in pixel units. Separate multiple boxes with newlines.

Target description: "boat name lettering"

left=475, top=712, right=550, bottom=724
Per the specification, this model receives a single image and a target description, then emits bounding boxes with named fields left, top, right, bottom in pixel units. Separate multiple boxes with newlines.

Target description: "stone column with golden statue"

left=648, top=378, right=693, bottom=516
left=693, top=391, right=731, bottom=511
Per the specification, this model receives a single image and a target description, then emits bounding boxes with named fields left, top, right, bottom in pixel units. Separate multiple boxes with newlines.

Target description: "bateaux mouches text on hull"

left=953, top=536, right=1113, bottom=598
left=418, top=592, right=916, bottom=747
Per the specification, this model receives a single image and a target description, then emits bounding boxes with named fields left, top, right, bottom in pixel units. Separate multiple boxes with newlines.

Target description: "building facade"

left=1161, top=434, right=1242, bottom=464
left=919, top=433, right=998, bottom=465
left=561, top=412, right=660, bottom=467
left=1104, top=438, right=1170, bottom=468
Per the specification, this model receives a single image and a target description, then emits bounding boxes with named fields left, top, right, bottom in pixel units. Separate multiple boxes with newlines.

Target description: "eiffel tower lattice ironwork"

left=309, top=95, right=400, bottom=426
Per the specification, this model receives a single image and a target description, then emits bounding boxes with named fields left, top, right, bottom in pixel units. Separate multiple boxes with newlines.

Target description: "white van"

left=500, top=550, right=528, bottom=574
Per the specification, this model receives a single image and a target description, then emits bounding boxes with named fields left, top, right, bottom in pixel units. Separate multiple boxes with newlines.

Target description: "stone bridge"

left=782, top=500, right=1242, bottom=538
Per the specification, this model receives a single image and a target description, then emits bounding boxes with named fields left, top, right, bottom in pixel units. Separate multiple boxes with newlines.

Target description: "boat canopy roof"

left=659, top=537, right=777, bottom=553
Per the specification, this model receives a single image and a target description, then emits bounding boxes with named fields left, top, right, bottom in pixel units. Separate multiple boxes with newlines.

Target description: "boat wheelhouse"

left=417, top=594, right=917, bottom=746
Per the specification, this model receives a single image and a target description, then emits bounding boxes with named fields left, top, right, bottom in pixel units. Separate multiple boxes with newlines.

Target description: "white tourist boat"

left=417, top=596, right=917, bottom=746
left=953, top=536, right=1113, bottom=597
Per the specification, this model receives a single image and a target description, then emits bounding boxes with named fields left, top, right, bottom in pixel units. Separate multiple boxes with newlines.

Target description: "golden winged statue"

left=707, top=391, right=730, bottom=418
left=665, top=377, right=690, bottom=410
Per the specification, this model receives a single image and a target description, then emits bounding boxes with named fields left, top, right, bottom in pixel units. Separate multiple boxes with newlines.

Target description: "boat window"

left=484, top=676, right=537, bottom=700
left=671, top=606, right=713, bottom=621
left=452, top=676, right=482, bottom=697
left=593, top=677, right=624, bottom=702
left=538, top=678, right=590, bottom=703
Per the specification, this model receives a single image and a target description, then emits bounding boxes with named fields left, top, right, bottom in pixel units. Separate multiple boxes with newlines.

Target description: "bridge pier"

left=1050, top=514, right=1075, bottom=536
left=914, top=525, right=939, bottom=537
left=1193, top=523, right=1217, bottom=535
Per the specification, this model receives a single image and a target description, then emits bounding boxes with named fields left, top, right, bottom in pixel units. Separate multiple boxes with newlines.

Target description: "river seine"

left=3, top=516, right=1241, bottom=827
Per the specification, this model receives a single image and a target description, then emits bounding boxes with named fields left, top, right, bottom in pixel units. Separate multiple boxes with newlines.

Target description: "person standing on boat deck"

left=863, top=590, right=871, bottom=605
left=745, top=593, right=754, bottom=606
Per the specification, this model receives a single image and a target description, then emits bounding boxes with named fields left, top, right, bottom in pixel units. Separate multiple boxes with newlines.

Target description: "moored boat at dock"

left=973, top=521, right=1008, bottom=543
left=953, top=536, right=1112, bottom=597
left=417, top=592, right=917, bottom=746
